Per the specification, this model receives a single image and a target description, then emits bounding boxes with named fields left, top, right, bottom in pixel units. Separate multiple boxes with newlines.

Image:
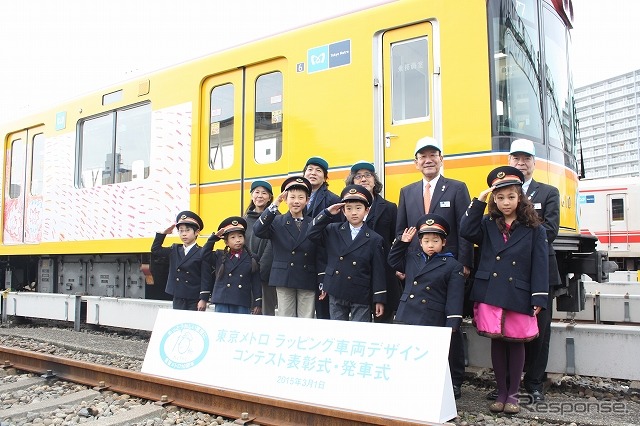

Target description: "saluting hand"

left=326, top=202, right=345, bottom=215
left=401, top=227, right=416, bottom=243
left=478, top=185, right=496, bottom=203
left=275, top=191, right=287, bottom=206
left=162, top=224, right=176, bottom=235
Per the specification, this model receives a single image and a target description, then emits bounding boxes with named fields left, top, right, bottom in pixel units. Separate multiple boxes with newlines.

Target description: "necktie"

left=294, top=218, right=302, bottom=230
left=424, top=182, right=431, bottom=213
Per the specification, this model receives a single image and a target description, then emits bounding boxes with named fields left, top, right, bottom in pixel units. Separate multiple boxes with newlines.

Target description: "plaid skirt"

left=473, top=302, right=538, bottom=342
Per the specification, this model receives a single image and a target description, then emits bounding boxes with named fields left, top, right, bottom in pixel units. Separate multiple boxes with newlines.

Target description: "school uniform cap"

left=509, top=139, right=536, bottom=156
left=281, top=176, right=312, bottom=195
left=350, top=160, right=375, bottom=174
left=218, top=216, right=247, bottom=236
left=305, top=156, right=329, bottom=173
left=340, top=184, right=373, bottom=207
left=414, top=136, right=442, bottom=156
left=416, top=213, right=450, bottom=237
left=176, top=211, right=204, bottom=231
left=487, top=166, right=525, bottom=189
left=250, top=180, right=273, bottom=195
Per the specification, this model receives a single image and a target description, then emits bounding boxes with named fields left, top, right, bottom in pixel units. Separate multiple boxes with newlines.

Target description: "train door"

left=3, top=127, right=45, bottom=245
left=607, top=193, right=629, bottom=252
left=200, top=59, right=287, bottom=219
left=381, top=22, right=436, bottom=199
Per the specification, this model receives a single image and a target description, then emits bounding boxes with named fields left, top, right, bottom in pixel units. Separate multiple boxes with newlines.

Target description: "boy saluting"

left=151, top=211, right=213, bottom=311
left=308, top=184, right=386, bottom=322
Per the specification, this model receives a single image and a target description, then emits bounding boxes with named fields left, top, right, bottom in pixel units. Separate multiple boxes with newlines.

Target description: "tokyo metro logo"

left=159, top=323, right=209, bottom=370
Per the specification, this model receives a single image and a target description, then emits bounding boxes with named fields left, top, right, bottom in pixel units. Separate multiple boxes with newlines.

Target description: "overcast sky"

left=1, top=0, right=639, bottom=126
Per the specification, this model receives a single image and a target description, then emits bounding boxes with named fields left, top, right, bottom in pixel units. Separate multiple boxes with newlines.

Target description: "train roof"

left=578, top=177, right=640, bottom=191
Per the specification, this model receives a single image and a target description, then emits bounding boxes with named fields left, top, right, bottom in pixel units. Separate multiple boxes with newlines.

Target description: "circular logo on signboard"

left=159, top=323, right=209, bottom=370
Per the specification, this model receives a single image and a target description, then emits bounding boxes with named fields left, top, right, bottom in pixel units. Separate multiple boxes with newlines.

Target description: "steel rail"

left=0, top=345, right=439, bottom=426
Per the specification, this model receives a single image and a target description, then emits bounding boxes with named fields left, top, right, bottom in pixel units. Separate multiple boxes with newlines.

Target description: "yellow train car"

left=0, top=0, right=604, bottom=304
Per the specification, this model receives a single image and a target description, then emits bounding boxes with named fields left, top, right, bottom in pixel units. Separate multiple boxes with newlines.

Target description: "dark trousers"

left=523, top=292, right=554, bottom=391
left=449, top=329, right=465, bottom=387
left=315, top=288, right=331, bottom=319
left=172, top=297, right=199, bottom=311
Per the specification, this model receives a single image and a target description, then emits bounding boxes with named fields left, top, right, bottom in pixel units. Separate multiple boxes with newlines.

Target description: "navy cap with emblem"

left=250, top=180, right=273, bottom=195
left=176, top=211, right=204, bottom=231
left=217, top=216, right=247, bottom=236
left=416, top=213, right=450, bottom=237
left=281, top=176, right=312, bottom=195
left=487, top=166, right=524, bottom=189
left=340, top=184, right=373, bottom=207
left=304, top=156, right=329, bottom=174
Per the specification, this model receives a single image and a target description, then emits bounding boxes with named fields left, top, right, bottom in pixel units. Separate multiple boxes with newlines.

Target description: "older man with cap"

left=505, top=139, right=561, bottom=403
left=303, top=156, right=341, bottom=319
left=395, top=136, right=473, bottom=399
left=151, top=210, right=213, bottom=311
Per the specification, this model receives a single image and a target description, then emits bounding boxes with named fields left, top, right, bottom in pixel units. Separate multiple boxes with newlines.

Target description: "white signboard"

left=142, top=309, right=456, bottom=423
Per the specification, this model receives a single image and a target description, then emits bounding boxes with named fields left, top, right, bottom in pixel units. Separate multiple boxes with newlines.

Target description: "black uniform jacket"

left=527, top=179, right=561, bottom=287
left=210, top=250, right=262, bottom=309
left=388, top=241, right=465, bottom=329
left=253, top=209, right=318, bottom=291
left=305, top=184, right=341, bottom=220
left=151, top=234, right=213, bottom=301
left=365, top=195, right=401, bottom=310
left=308, top=210, right=387, bottom=305
left=396, top=176, right=473, bottom=268
left=460, top=199, right=549, bottom=315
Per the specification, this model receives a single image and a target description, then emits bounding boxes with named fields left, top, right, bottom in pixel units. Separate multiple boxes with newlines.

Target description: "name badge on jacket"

left=440, top=201, right=450, bottom=208
left=533, top=203, right=542, bottom=210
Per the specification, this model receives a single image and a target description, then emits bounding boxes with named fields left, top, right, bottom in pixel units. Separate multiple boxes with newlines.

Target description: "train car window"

left=611, top=198, right=624, bottom=221
left=30, top=133, right=45, bottom=196
left=488, top=0, right=543, bottom=141
left=9, top=138, right=26, bottom=199
left=77, top=102, right=151, bottom=188
left=391, top=37, right=428, bottom=122
left=254, top=72, right=283, bottom=164
left=543, top=6, right=571, bottom=152
left=115, top=104, right=151, bottom=183
left=209, top=83, right=234, bottom=170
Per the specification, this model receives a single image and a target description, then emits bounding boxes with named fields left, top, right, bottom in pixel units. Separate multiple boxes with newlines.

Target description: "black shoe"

left=453, top=385, right=462, bottom=400
left=529, top=389, right=545, bottom=403
left=486, top=389, right=498, bottom=400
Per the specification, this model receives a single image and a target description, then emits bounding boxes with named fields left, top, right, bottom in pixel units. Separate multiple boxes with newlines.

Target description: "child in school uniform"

left=151, top=211, right=213, bottom=311
left=253, top=176, right=319, bottom=318
left=308, top=184, right=386, bottom=321
left=203, top=216, right=262, bottom=314
left=388, top=213, right=465, bottom=329
left=460, top=166, right=548, bottom=414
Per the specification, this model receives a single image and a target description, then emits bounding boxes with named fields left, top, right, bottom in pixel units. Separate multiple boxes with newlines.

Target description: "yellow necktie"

left=424, top=182, right=431, bottom=213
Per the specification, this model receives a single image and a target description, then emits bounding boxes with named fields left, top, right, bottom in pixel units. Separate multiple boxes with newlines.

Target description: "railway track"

left=0, top=345, right=437, bottom=426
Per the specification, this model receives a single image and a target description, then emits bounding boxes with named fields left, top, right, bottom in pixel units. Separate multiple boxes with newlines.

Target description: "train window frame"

left=254, top=71, right=283, bottom=164
left=611, top=198, right=624, bottom=221
left=76, top=102, right=151, bottom=189
left=9, top=138, right=26, bottom=199
left=30, top=133, right=45, bottom=196
left=209, top=83, right=235, bottom=170
left=390, top=36, right=430, bottom=124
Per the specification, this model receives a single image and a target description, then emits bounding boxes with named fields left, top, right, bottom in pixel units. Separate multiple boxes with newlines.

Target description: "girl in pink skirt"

left=460, top=166, right=548, bottom=414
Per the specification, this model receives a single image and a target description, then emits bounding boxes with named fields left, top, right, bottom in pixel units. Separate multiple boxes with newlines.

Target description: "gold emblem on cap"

left=231, top=220, right=238, bottom=226
left=348, top=188, right=357, bottom=194
left=426, top=219, right=435, bottom=225
left=497, top=171, right=505, bottom=178
left=295, top=178, right=303, bottom=183
left=180, top=215, right=187, bottom=220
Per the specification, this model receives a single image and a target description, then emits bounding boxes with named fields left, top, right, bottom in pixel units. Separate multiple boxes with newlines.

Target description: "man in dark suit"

left=509, top=139, right=561, bottom=403
left=395, top=136, right=473, bottom=399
